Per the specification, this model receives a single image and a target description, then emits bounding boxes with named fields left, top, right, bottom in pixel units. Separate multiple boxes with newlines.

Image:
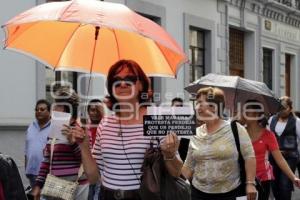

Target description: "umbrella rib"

left=2, top=25, right=9, bottom=49
left=112, top=29, right=120, bottom=59
left=53, top=23, right=82, bottom=70
left=57, top=0, right=75, bottom=21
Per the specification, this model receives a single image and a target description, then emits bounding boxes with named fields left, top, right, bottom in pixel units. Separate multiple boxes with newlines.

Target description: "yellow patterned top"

left=184, top=120, right=254, bottom=193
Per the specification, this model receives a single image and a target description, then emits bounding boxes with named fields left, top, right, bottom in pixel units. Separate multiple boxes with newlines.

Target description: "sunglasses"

left=35, top=107, right=47, bottom=112
left=112, top=76, right=138, bottom=87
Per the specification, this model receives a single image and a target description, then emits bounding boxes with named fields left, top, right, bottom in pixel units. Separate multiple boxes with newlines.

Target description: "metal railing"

left=272, top=0, right=300, bottom=9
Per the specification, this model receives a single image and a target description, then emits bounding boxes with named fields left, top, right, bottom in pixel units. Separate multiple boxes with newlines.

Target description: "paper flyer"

left=49, top=111, right=71, bottom=142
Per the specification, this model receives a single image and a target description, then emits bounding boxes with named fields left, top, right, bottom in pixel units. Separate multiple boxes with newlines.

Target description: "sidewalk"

left=292, top=184, right=300, bottom=200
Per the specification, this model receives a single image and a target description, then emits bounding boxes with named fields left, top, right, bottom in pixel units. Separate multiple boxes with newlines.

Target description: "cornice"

left=227, top=0, right=300, bottom=27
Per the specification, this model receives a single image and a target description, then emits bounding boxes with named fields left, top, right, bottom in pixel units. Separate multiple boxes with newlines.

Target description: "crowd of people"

left=2, top=59, right=299, bottom=200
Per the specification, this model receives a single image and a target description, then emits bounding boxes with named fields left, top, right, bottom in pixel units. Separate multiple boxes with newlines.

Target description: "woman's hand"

left=62, top=125, right=88, bottom=146
left=246, top=184, right=257, bottom=200
left=160, top=132, right=179, bottom=159
left=31, top=186, right=41, bottom=200
left=61, top=124, right=75, bottom=144
left=160, top=132, right=182, bottom=177
left=293, top=176, right=300, bottom=188
left=70, top=126, right=88, bottom=146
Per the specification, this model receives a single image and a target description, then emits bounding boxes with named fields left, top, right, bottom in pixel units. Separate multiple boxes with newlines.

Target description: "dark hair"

left=280, top=96, right=293, bottom=110
left=106, top=59, right=149, bottom=110
left=244, top=99, right=268, bottom=128
left=171, top=97, right=183, bottom=105
left=196, top=87, right=225, bottom=118
left=54, top=86, right=79, bottom=119
left=88, top=99, right=102, bottom=111
left=35, top=99, right=51, bottom=111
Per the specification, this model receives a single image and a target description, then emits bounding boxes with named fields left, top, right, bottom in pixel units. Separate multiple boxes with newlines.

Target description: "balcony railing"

left=273, top=0, right=300, bottom=9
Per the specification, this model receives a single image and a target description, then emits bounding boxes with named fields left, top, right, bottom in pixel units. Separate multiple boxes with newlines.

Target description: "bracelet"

left=245, top=180, right=256, bottom=186
left=163, top=154, right=176, bottom=161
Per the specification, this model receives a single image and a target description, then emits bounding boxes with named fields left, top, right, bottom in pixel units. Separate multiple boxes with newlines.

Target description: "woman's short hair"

left=280, top=96, right=293, bottom=110
left=54, top=86, right=79, bottom=118
left=196, top=87, right=225, bottom=118
left=106, top=59, right=149, bottom=110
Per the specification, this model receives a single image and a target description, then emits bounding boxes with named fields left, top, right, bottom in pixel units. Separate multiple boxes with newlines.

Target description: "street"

left=1, top=129, right=300, bottom=199
left=293, top=187, right=300, bottom=200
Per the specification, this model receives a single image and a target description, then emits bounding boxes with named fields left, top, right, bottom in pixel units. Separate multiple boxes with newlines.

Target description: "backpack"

left=0, top=153, right=27, bottom=200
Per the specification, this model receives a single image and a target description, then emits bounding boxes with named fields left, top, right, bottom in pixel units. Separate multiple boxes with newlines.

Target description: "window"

left=229, top=28, right=244, bottom=77
left=263, top=48, right=273, bottom=89
left=46, top=0, right=78, bottom=102
left=45, top=68, right=78, bottom=102
left=189, top=27, right=205, bottom=82
left=138, top=12, right=162, bottom=103
left=285, top=54, right=291, bottom=96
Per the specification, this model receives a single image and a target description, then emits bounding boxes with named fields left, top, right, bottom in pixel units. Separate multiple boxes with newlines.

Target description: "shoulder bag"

left=41, top=138, right=84, bottom=200
left=231, top=121, right=264, bottom=197
left=139, top=137, right=191, bottom=200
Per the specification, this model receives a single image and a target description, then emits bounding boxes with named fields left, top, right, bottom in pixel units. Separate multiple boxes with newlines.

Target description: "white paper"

left=146, top=106, right=195, bottom=138
left=147, top=106, right=194, bottom=115
left=48, top=111, right=71, bottom=142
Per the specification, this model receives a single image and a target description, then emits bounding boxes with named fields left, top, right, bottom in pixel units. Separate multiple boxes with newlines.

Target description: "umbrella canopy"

left=2, top=0, right=187, bottom=77
left=185, top=73, right=281, bottom=114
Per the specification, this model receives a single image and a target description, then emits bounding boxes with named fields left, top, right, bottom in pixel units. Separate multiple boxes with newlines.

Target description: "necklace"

left=118, top=118, right=122, bottom=136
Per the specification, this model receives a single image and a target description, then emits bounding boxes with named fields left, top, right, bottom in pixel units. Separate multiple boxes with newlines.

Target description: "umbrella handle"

left=95, top=26, right=100, bottom=40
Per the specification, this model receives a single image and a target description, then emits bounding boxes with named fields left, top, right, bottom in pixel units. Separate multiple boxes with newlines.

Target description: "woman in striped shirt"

left=72, top=59, right=183, bottom=200
left=32, top=87, right=95, bottom=200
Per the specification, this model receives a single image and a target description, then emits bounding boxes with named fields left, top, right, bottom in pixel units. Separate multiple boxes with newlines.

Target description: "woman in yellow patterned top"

left=181, top=87, right=257, bottom=200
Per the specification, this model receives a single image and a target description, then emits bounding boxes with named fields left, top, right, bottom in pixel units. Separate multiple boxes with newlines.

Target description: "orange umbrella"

left=2, top=0, right=187, bottom=77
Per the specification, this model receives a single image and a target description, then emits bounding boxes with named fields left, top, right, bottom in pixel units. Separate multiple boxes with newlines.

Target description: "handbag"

left=139, top=137, right=191, bottom=200
left=41, top=138, right=84, bottom=200
left=230, top=121, right=264, bottom=196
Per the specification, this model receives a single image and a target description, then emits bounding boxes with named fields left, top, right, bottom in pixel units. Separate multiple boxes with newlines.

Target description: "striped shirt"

left=35, top=140, right=87, bottom=188
left=92, top=115, right=156, bottom=190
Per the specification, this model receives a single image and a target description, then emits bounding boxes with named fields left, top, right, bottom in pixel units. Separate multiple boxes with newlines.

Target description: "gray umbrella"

left=185, top=73, right=281, bottom=114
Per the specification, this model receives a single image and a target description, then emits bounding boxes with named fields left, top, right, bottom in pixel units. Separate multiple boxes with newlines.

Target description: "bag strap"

left=49, top=137, right=84, bottom=182
left=230, top=121, right=246, bottom=183
left=150, top=136, right=160, bottom=149
left=75, top=165, right=84, bottom=183
left=49, top=137, right=56, bottom=175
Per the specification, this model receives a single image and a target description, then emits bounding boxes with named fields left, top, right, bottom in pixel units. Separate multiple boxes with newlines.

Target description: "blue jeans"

left=271, top=156, right=298, bottom=200
left=26, top=174, right=37, bottom=188
left=88, top=183, right=100, bottom=200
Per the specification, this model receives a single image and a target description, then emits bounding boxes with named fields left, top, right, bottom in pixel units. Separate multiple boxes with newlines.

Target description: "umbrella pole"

left=232, top=87, right=238, bottom=119
left=83, top=26, right=100, bottom=120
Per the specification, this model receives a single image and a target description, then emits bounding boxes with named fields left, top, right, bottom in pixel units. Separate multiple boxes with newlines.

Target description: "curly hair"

left=196, top=87, right=225, bottom=118
left=54, top=86, right=80, bottom=119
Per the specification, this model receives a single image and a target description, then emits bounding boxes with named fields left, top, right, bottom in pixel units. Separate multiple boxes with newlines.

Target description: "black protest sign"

left=143, top=115, right=196, bottom=136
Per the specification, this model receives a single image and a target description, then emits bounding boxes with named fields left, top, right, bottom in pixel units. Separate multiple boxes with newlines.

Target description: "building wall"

left=0, top=0, right=40, bottom=127
left=92, top=0, right=222, bottom=105
left=226, top=0, right=300, bottom=111
left=1, top=0, right=300, bottom=187
left=1, top=0, right=300, bottom=124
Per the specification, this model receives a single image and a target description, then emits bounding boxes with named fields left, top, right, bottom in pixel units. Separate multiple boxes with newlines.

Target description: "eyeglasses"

left=35, top=107, right=47, bottom=112
left=112, top=76, right=138, bottom=87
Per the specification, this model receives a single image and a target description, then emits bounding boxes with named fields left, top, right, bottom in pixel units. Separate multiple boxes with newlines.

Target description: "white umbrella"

left=185, top=73, right=281, bottom=114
